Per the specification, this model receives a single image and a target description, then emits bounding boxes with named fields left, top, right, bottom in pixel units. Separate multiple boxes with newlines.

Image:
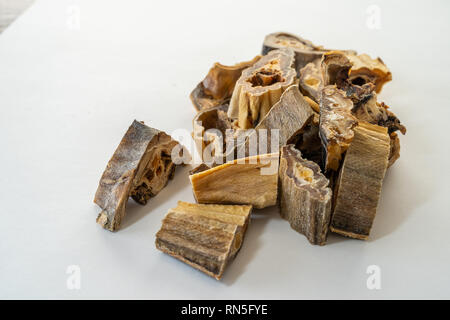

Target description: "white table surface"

left=1, top=0, right=449, bottom=299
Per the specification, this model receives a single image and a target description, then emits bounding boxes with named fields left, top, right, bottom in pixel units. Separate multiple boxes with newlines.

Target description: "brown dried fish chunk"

left=155, top=201, right=252, bottom=280
left=330, top=122, right=390, bottom=240
left=228, top=48, right=297, bottom=129
left=190, top=56, right=261, bottom=112
left=94, top=120, right=180, bottom=231
left=190, top=153, right=279, bottom=209
left=347, top=53, right=392, bottom=93
left=319, top=86, right=358, bottom=171
left=279, top=145, right=332, bottom=245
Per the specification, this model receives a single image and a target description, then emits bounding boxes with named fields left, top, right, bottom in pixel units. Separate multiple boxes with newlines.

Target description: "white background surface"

left=1, top=0, right=449, bottom=299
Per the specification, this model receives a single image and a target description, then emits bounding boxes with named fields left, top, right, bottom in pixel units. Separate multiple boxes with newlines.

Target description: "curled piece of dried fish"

left=228, top=48, right=297, bottom=129
left=330, top=122, right=390, bottom=240
left=190, top=153, right=279, bottom=209
left=155, top=201, right=252, bottom=280
left=94, top=120, right=180, bottom=231
left=319, top=86, right=358, bottom=171
left=279, top=145, right=332, bottom=245
left=190, top=56, right=261, bottom=112
left=262, top=32, right=356, bottom=71
left=347, top=53, right=392, bottom=93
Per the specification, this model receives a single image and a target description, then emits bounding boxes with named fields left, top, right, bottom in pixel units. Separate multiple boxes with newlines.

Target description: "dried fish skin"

left=347, top=53, right=392, bottom=93
left=262, top=32, right=357, bottom=71
left=279, top=145, right=332, bottom=245
left=190, top=56, right=261, bottom=112
left=94, top=120, right=180, bottom=231
left=228, top=48, right=297, bottom=129
left=155, top=201, right=252, bottom=280
left=330, top=122, right=390, bottom=240
left=319, top=86, right=358, bottom=171
left=190, top=153, right=279, bottom=209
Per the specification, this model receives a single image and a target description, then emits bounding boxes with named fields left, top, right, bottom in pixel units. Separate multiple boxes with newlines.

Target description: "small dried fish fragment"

left=330, top=122, right=390, bottom=240
left=228, top=48, right=297, bottom=129
left=347, top=53, right=392, bottom=93
left=190, top=153, right=279, bottom=209
left=190, top=56, right=261, bottom=112
left=155, top=201, right=252, bottom=280
left=94, top=120, right=180, bottom=231
left=262, top=32, right=356, bottom=71
left=319, top=86, right=358, bottom=171
left=192, top=104, right=231, bottom=164
left=279, top=145, right=332, bottom=245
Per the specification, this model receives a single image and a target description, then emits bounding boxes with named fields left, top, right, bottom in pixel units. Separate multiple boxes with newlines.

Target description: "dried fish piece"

left=299, top=59, right=323, bottom=103
left=155, top=201, right=252, bottom=280
left=94, top=120, right=180, bottom=231
left=190, top=153, right=279, bottom=209
left=279, top=145, right=332, bottom=245
left=319, top=86, right=358, bottom=171
left=347, top=53, right=392, bottom=93
left=192, top=104, right=231, bottom=165
left=262, top=32, right=356, bottom=71
left=330, top=122, right=390, bottom=240
left=228, top=48, right=297, bottom=129
left=236, top=85, right=314, bottom=156
left=352, top=95, right=406, bottom=135
left=190, top=56, right=261, bottom=112
left=321, top=51, right=352, bottom=88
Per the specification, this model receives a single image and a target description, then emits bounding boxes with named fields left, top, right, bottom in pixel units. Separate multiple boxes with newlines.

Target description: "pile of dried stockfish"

left=93, top=32, right=406, bottom=280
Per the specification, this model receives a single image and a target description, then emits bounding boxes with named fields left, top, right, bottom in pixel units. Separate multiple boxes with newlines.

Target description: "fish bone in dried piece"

left=155, top=201, right=252, bottom=280
left=347, top=53, right=392, bottom=93
left=94, top=120, right=181, bottom=231
left=190, top=56, right=261, bottom=112
left=262, top=32, right=356, bottom=71
left=190, top=153, right=279, bottom=209
left=319, top=86, right=358, bottom=171
left=228, top=48, right=297, bottom=129
left=279, top=145, right=332, bottom=245
left=330, top=122, right=390, bottom=240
